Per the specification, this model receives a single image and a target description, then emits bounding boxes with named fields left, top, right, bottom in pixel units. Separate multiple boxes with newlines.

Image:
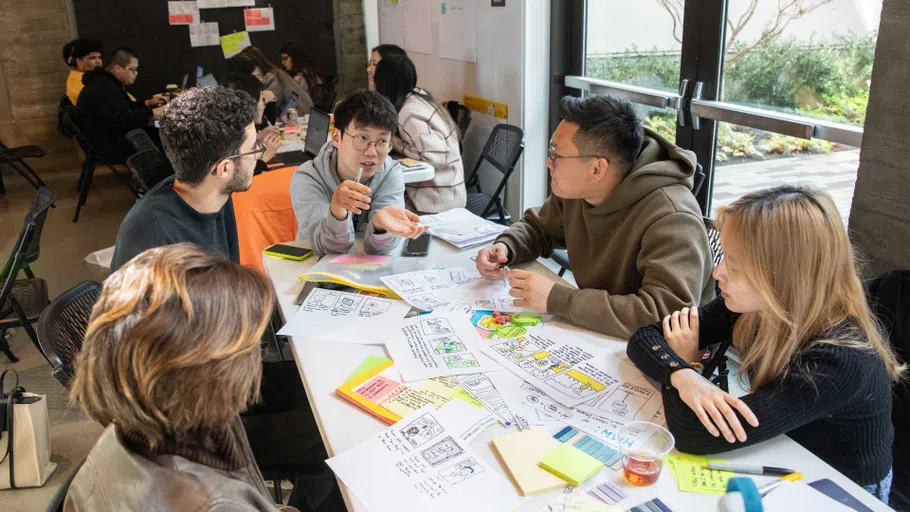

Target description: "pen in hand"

left=355, top=167, right=363, bottom=184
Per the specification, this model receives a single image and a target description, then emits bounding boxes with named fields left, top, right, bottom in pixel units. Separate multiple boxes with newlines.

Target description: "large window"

left=570, top=0, right=882, bottom=221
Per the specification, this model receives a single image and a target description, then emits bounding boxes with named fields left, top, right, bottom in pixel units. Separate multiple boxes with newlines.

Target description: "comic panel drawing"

left=419, top=271, right=448, bottom=288
left=489, top=336, right=540, bottom=361
left=432, top=335, right=467, bottom=354
left=410, top=293, right=449, bottom=311
left=420, top=436, right=464, bottom=467
left=596, top=383, right=653, bottom=419
left=548, top=369, right=608, bottom=400
left=386, top=276, right=425, bottom=293
left=303, top=290, right=339, bottom=311
left=420, top=317, right=455, bottom=336
left=359, top=299, right=391, bottom=317
left=443, top=353, right=480, bottom=369
left=400, top=413, right=445, bottom=448
left=438, top=457, right=484, bottom=485
left=446, top=268, right=475, bottom=285
left=330, top=294, right=363, bottom=316
left=521, top=383, right=574, bottom=421
left=517, top=352, right=570, bottom=379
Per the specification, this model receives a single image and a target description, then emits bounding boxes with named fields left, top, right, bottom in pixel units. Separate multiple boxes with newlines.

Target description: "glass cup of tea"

left=617, top=421, right=675, bottom=486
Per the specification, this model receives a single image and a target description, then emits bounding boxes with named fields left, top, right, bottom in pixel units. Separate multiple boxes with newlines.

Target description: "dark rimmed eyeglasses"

left=547, top=143, right=609, bottom=166
left=224, top=139, right=267, bottom=161
left=344, top=132, right=393, bottom=155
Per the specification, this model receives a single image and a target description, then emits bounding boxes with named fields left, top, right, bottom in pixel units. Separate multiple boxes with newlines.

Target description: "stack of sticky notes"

left=491, top=428, right=568, bottom=496
left=554, top=426, right=623, bottom=468
left=539, top=442, right=605, bottom=486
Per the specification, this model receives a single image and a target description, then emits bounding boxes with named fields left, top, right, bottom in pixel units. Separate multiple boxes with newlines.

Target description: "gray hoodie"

left=290, top=142, right=405, bottom=255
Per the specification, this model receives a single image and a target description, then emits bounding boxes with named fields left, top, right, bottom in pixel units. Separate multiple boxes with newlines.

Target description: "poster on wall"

left=198, top=0, right=255, bottom=8
left=378, top=0, right=405, bottom=48
left=439, top=0, right=477, bottom=63
left=189, top=22, right=220, bottom=47
left=402, top=0, right=433, bottom=55
left=168, top=1, right=199, bottom=25
left=245, top=8, right=275, bottom=32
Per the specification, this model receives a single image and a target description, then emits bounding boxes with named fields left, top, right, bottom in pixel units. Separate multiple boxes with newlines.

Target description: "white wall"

left=363, top=0, right=550, bottom=217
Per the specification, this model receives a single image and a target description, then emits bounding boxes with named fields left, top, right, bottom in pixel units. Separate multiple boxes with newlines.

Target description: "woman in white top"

left=374, top=55, right=466, bottom=214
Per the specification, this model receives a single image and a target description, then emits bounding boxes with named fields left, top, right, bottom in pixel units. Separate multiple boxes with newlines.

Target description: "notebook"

left=490, top=428, right=568, bottom=496
left=539, top=443, right=604, bottom=486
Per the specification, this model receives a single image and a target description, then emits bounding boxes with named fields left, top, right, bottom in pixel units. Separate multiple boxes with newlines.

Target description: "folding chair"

left=0, top=140, right=50, bottom=196
left=464, top=124, right=524, bottom=225
left=444, top=101, right=472, bottom=153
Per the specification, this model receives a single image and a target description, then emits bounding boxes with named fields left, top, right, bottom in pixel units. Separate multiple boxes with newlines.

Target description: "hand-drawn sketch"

left=432, top=335, right=467, bottom=354
left=488, top=336, right=541, bottom=361
left=331, top=294, right=363, bottom=315
left=303, top=289, right=339, bottom=310
left=549, top=369, right=609, bottom=399
left=443, top=353, right=480, bottom=369
left=517, top=352, right=570, bottom=379
left=409, top=292, right=449, bottom=311
left=438, top=457, right=484, bottom=485
left=400, top=413, right=445, bottom=448
left=421, top=317, right=455, bottom=336
left=420, top=436, right=464, bottom=467
left=359, top=299, right=392, bottom=317
left=386, top=276, right=425, bottom=293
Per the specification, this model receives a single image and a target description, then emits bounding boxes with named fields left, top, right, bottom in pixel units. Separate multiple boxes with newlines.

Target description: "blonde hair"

left=716, top=186, right=905, bottom=389
left=71, top=244, right=275, bottom=447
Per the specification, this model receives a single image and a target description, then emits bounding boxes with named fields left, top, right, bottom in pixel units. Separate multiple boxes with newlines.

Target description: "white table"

left=263, top=241, right=892, bottom=512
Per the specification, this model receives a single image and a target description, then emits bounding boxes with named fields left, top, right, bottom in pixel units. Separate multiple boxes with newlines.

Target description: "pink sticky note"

left=355, top=376, right=401, bottom=401
left=332, top=254, right=390, bottom=265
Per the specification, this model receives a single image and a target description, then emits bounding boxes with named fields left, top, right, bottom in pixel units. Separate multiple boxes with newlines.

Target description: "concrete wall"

left=336, top=0, right=369, bottom=95
left=0, top=0, right=81, bottom=174
left=848, top=0, right=910, bottom=275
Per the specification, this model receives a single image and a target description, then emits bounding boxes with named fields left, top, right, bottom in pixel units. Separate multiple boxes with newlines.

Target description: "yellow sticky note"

left=382, top=388, right=435, bottom=417
left=491, top=428, right=568, bottom=496
left=220, top=31, right=251, bottom=58
left=665, top=454, right=733, bottom=495
left=539, top=443, right=603, bottom=486
left=451, top=386, right=484, bottom=408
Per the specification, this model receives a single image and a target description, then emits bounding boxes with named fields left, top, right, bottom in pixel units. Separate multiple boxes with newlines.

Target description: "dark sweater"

left=111, top=176, right=239, bottom=271
left=76, top=68, right=152, bottom=163
left=627, top=297, right=894, bottom=486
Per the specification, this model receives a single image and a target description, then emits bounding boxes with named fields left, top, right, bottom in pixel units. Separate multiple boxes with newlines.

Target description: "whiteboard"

left=439, top=0, right=477, bottom=63
left=378, top=0, right=405, bottom=47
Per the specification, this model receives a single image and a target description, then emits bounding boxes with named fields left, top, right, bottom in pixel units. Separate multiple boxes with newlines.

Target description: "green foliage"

left=761, top=133, right=835, bottom=155
left=801, top=90, right=869, bottom=125
left=715, top=125, right=762, bottom=163
left=643, top=114, right=677, bottom=144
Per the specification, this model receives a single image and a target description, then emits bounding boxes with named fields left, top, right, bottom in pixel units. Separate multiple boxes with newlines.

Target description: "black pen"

left=707, top=462, right=796, bottom=476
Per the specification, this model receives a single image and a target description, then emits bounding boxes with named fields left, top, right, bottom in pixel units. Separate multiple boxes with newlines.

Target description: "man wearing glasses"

left=291, top=89, right=427, bottom=255
left=110, top=86, right=261, bottom=271
left=476, top=95, right=715, bottom=339
left=76, top=47, right=167, bottom=163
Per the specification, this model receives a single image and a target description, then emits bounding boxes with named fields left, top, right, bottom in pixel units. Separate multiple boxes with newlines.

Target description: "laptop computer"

left=196, top=73, right=217, bottom=88
left=278, top=108, right=331, bottom=165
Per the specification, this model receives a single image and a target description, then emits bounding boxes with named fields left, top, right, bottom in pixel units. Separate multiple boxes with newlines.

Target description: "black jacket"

left=76, top=69, right=152, bottom=163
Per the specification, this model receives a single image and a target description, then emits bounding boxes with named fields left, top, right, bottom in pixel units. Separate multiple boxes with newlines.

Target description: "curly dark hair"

left=333, top=89, right=398, bottom=135
left=160, top=86, right=257, bottom=186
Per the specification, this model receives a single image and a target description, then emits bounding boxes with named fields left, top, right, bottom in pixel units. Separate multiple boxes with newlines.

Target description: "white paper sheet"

left=439, top=0, right=478, bottom=63
left=378, top=0, right=405, bottom=47
left=761, top=481, right=853, bottom=511
left=480, top=322, right=638, bottom=407
left=380, top=267, right=518, bottom=312
left=278, top=289, right=411, bottom=343
left=420, top=208, right=508, bottom=250
left=327, top=402, right=521, bottom=512
left=189, top=22, right=220, bottom=47
left=384, top=312, right=502, bottom=381
left=168, top=1, right=199, bottom=25
left=244, top=7, right=275, bottom=32
left=402, top=0, right=433, bottom=55
left=452, top=373, right=516, bottom=427
left=198, top=0, right=253, bottom=7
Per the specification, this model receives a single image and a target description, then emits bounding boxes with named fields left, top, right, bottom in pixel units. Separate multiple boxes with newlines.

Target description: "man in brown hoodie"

left=476, top=95, right=715, bottom=339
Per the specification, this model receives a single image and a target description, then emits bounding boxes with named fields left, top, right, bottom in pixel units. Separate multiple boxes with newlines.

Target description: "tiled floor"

left=711, top=149, right=860, bottom=223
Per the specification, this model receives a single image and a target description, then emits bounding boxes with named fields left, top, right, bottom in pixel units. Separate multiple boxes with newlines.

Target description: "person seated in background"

left=280, top=42, right=324, bottom=97
left=290, top=89, right=426, bottom=255
left=476, top=95, right=714, bottom=338
left=62, top=38, right=102, bottom=105
left=627, top=186, right=903, bottom=503
left=241, top=46, right=313, bottom=121
left=66, top=244, right=292, bottom=512
left=226, top=54, right=278, bottom=120
left=76, top=47, right=167, bottom=163
left=374, top=55, right=465, bottom=214
left=222, top=71, right=282, bottom=173
left=110, top=86, right=260, bottom=271
left=367, top=44, right=406, bottom=90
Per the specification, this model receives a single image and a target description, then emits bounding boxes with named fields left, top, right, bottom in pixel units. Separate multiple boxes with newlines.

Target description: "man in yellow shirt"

left=63, top=39, right=103, bottom=105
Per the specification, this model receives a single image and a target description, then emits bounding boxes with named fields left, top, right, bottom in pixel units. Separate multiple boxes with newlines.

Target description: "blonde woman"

left=627, top=186, right=903, bottom=503
left=66, top=244, right=294, bottom=511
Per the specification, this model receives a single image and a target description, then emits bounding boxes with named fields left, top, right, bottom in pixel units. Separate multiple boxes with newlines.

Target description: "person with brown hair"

left=65, top=243, right=293, bottom=511
left=627, top=185, right=905, bottom=503
left=240, top=46, right=313, bottom=121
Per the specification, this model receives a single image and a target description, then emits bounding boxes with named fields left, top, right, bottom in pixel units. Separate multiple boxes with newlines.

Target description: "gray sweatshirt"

left=290, top=142, right=405, bottom=255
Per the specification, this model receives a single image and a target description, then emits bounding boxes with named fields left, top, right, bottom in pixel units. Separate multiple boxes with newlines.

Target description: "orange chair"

left=232, top=166, right=299, bottom=273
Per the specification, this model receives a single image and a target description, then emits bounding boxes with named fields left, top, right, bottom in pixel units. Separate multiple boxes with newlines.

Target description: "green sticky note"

left=665, top=454, right=733, bottom=495
left=539, top=443, right=603, bottom=486
left=390, top=0, right=398, bottom=4
left=347, top=355, right=391, bottom=381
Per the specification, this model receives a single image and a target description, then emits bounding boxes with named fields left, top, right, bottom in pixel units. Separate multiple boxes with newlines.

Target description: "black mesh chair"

left=126, top=149, right=174, bottom=194
left=444, top=101, right=472, bottom=152
left=464, top=124, right=524, bottom=225
left=124, top=129, right=160, bottom=154
left=0, top=187, right=55, bottom=362
left=36, top=281, right=102, bottom=389
left=58, top=103, right=140, bottom=222
left=0, top=140, right=49, bottom=195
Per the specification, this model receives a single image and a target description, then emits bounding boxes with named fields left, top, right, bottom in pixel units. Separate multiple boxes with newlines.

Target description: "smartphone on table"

left=264, top=243, right=313, bottom=261
left=402, top=233, right=432, bottom=257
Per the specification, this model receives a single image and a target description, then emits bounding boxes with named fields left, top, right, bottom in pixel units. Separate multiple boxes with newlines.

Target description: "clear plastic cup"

left=617, top=421, right=675, bottom=486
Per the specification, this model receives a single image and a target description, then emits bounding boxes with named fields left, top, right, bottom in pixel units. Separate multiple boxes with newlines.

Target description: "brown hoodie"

left=497, top=128, right=715, bottom=339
